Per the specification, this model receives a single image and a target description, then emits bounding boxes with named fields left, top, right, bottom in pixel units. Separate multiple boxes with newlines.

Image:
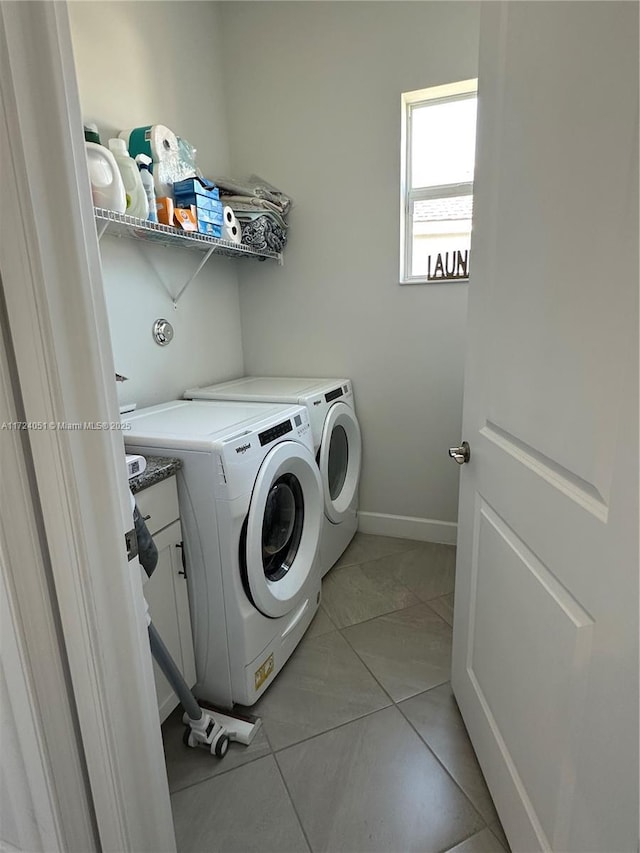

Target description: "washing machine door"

left=318, top=401, right=362, bottom=524
left=245, top=440, right=323, bottom=618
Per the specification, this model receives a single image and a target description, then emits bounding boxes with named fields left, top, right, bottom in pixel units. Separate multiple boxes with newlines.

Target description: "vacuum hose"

left=148, top=621, right=202, bottom=721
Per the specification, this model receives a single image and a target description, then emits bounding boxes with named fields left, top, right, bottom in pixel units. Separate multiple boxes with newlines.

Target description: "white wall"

left=219, top=2, right=480, bottom=535
left=68, top=1, right=479, bottom=531
left=68, top=1, right=245, bottom=409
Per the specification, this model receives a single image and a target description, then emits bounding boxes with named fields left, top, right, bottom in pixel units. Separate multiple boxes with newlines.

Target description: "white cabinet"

left=136, top=476, right=196, bottom=723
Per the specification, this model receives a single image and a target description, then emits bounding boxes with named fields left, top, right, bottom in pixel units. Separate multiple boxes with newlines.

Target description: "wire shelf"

left=94, top=208, right=281, bottom=262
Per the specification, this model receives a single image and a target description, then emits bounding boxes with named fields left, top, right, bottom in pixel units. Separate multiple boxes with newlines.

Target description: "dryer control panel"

left=306, top=382, right=354, bottom=450
left=325, top=385, right=346, bottom=403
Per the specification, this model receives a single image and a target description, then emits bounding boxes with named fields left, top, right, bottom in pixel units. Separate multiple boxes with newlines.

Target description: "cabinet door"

left=143, top=520, right=196, bottom=722
left=135, top=477, right=180, bottom=537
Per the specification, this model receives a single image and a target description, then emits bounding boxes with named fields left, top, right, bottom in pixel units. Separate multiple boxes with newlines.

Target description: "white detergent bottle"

left=108, top=138, right=149, bottom=219
left=135, top=154, right=158, bottom=222
left=84, top=125, right=126, bottom=213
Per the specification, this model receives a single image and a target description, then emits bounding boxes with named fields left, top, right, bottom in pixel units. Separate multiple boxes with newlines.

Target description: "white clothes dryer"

left=184, top=378, right=362, bottom=575
left=123, top=399, right=323, bottom=709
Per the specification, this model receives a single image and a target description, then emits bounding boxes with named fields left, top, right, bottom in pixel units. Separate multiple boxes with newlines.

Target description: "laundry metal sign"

left=426, top=249, right=470, bottom=281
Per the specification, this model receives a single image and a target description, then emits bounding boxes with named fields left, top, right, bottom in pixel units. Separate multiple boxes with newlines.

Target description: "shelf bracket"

left=96, top=220, right=109, bottom=241
left=172, top=247, right=215, bottom=307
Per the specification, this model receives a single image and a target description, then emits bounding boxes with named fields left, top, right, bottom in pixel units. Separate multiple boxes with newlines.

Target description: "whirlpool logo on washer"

left=235, top=443, right=252, bottom=454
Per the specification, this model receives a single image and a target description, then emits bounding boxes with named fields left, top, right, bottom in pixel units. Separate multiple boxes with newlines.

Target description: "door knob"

left=449, top=441, right=471, bottom=465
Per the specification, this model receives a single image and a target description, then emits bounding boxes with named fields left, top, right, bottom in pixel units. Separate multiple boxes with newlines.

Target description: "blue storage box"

left=191, top=194, right=220, bottom=212
left=198, top=220, right=222, bottom=238
left=173, top=177, right=223, bottom=237
left=173, top=177, right=220, bottom=204
left=197, top=203, right=224, bottom=225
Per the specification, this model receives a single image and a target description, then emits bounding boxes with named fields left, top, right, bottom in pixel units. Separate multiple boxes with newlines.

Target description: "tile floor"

left=163, top=533, right=510, bottom=853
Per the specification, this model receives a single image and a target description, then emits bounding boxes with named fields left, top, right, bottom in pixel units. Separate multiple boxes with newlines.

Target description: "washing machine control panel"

left=295, top=417, right=312, bottom=441
left=215, top=407, right=313, bottom=499
left=258, top=418, right=294, bottom=446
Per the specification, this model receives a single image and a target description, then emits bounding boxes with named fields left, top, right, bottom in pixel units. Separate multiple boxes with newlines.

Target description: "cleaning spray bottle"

left=135, top=154, right=158, bottom=223
left=108, top=138, right=149, bottom=219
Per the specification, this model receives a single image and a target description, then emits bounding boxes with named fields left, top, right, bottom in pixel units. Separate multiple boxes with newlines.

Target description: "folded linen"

left=230, top=203, right=288, bottom=232
left=241, top=215, right=287, bottom=253
left=214, top=175, right=292, bottom=215
left=221, top=194, right=288, bottom=217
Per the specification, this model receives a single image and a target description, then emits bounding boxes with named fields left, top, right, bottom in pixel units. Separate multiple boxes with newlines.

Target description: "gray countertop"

left=129, top=454, right=182, bottom=494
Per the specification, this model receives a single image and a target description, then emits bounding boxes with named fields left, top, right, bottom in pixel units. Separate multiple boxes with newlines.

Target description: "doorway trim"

left=0, top=2, right=176, bottom=850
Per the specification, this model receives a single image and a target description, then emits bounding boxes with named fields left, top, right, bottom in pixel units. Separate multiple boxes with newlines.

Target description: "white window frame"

left=400, top=78, right=478, bottom=285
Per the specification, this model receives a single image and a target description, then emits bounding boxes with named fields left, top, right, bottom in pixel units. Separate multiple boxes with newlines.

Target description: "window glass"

left=328, top=425, right=348, bottom=501
left=411, top=97, right=477, bottom=188
left=411, top=196, right=473, bottom=279
left=401, top=81, right=477, bottom=283
left=262, top=474, right=304, bottom=581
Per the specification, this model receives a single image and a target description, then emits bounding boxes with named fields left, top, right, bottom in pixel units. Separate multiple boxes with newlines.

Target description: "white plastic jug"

left=85, top=141, right=127, bottom=213
left=108, top=138, right=149, bottom=220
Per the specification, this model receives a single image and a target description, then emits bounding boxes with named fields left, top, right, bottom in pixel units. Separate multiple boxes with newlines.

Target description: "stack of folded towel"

left=213, top=175, right=291, bottom=253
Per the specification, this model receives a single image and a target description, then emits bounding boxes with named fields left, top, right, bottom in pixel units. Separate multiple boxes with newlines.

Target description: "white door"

left=451, top=4, right=638, bottom=853
left=318, top=402, right=362, bottom=523
left=245, top=441, right=323, bottom=617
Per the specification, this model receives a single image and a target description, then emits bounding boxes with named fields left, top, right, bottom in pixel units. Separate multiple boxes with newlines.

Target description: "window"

left=401, top=79, right=478, bottom=284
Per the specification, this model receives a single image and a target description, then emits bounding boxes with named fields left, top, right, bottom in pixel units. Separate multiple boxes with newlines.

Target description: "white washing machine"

left=184, top=378, right=362, bottom=576
left=123, top=399, right=323, bottom=709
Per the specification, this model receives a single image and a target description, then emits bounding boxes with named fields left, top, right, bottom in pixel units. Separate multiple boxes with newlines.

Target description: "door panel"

left=452, top=4, right=638, bottom=852
left=483, top=0, right=634, bottom=501
left=468, top=500, right=593, bottom=841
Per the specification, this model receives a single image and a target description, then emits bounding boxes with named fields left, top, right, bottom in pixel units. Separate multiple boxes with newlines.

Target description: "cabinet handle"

left=176, top=542, right=187, bottom=579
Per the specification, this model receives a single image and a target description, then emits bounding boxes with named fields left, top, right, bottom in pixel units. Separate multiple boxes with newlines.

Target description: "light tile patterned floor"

left=163, top=533, right=511, bottom=853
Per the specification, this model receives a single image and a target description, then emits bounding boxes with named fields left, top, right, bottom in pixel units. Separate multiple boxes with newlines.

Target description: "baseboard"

left=357, top=512, right=458, bottom=545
